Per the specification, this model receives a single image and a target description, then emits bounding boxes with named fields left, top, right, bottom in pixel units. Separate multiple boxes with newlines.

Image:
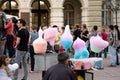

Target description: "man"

left=13, top=19, right=30, bottom=80
left=42, top=52, right=77, bottom=80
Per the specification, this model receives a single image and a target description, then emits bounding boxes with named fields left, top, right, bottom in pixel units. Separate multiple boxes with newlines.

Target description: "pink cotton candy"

left=44, top=27, right=58, bottom=46
left=33, top=28, right=47, bottom=54
left=90, top=35, right=109, bottom=53
left=73, top=37, right=86, bottom=50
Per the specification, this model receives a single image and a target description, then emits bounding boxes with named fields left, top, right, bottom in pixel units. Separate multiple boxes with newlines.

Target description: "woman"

left=81, top=24, right=89, bottom=42
left=114, top=25, right=120, bottom=65
left=108, top=25, right=117, bottom=67
left=4, top=17, right=15, bottom=58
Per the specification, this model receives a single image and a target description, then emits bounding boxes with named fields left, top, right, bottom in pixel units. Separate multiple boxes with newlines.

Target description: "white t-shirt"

left=0, top=69, right=12, bottom=80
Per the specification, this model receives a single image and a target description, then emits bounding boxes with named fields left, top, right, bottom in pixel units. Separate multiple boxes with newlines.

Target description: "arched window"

left=1, top=0, right=18, bottom=16
left=64, top=3, right=74, bottom=26
left=31, top=0, right=50, bottom=27
left=63, top=0, right=82, bottom=27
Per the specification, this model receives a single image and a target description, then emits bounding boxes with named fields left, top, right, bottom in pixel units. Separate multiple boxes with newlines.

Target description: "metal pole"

left=38, top=0, right=41, bottom=27
left=115, top=9, right=117, bottom=25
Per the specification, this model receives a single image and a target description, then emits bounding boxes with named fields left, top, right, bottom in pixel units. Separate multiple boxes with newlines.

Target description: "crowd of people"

left=0, top=7, right=120, bottom=80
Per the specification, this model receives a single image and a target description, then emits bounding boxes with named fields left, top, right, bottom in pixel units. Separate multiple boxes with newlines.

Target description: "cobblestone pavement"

left=17, top=54, right=120, bottom=80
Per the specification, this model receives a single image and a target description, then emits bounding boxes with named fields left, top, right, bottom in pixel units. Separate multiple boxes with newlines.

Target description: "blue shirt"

left=30, top=31, right=38, bottom=45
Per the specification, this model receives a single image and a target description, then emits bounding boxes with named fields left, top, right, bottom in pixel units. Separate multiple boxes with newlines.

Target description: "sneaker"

left=29, top=71, right=34, bottom=73
left=29, top=70, right=39, bottom=73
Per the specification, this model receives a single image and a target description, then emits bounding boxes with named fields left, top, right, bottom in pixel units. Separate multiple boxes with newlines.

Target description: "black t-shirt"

left=17, top=28, right=29, bottom=51
left=81, top=30, right=89, bottom=42
left=73, top=29, right=82, bottom=41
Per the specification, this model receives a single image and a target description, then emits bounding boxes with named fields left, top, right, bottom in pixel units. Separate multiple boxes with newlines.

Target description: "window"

left=64, top=4, right=74, bottom=26
left=102, top=0, right=112, bottom=26
left=1, top=0, right=18, bottom=16
left=1, top=1, right=18, bottom=10
left=31, top=0, right=50, bottom=27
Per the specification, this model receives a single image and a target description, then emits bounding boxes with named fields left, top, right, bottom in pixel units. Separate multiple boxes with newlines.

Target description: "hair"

left=0, top=55, right=8, bottom=67
left=93, top=25, right=98, bottom=31
left=61, top=26, right=65, bottom=30
left=75, top=24, right=80, bottom=29
left=82, top=24, right=87, bottom=29
left=53, top=25, right=58, bottom=28
left=109, top=25, right=114, bottom=30
left=18, top=19, right=26, bottom=26
left=102, top=28, right=105, bottom=32
left=114, top=25, right=120, bottom=40
left=31, top=25, right=37, bottom=30
left=57, top=52, right=69, bottom=63
left=12, top=17, right=18, bottom=24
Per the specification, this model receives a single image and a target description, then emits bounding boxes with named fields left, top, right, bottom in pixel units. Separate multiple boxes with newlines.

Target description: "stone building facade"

left=0, top=0, right=120, bottom=29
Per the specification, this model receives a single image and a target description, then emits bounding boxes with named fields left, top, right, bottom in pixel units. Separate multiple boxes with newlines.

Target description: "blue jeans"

left=13, top=50, right=28, bottom=80
left=109, top=46, right=116, bottom=66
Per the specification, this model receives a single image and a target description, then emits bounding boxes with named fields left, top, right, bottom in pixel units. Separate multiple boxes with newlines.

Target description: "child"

left=0, top=55, right=12, bottom=80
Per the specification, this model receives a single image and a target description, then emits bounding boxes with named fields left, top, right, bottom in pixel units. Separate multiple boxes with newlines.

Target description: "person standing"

left=73, top=24, right=82, bottom=41
left=13, top=19, right=30, bottom=80
left=0, top=8, right=7, bottom=55
left=42, top=52, right=77, bottom=80
left=53, top=25, right=61, bottom=53
left=89, top=25, right=98, bottom=57
left=108, top=25, right=117, bottom=67
left=4, top=17, right=15, bottom=58
left=29, top=25, right=38, bottom=72
left=99, top=28, right=108, bottom=58
left=81, top=24, right=89, bottom=51
left=114, top=25, right=120, bottom=65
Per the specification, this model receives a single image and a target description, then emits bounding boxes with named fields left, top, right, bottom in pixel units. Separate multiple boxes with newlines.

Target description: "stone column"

left=50, top=7, right=64, bottom=27
left=87, top=0, right=102, bottom=27
left=81, top=7, right=88, bottom=26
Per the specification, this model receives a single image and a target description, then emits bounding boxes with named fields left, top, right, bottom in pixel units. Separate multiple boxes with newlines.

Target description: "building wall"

left=113, top=11, right=120, bottom=26
left=87, top=0, right=102, bottom=28
left=18, top=0, right=104, bottom=28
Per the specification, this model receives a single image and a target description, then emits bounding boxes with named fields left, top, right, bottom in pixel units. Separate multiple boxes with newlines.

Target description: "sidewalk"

left=17, top=54, right=120, bottom=80
left=91, top=55, right=120, bottom=80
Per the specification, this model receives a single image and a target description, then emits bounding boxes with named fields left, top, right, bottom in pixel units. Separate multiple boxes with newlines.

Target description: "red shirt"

left=6, top=22, right=14, bottom=35
left=101, top=31, right=108, bottom=41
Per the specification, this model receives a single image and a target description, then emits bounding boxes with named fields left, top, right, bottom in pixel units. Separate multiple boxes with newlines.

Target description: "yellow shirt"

left=55, top=32, right=61, bottom=45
